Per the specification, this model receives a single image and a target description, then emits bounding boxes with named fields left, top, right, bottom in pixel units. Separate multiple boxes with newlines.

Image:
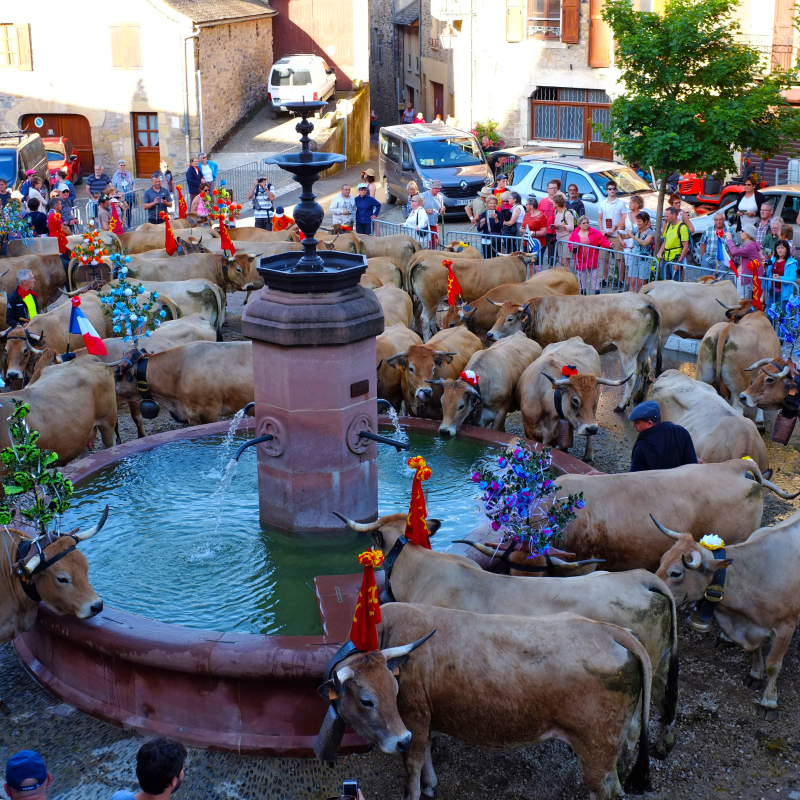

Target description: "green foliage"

left=0, top=401, right=73, bottom=534
left=601, top=0, right=800, bottom=236
left=470, top=120, right=505, bottom=146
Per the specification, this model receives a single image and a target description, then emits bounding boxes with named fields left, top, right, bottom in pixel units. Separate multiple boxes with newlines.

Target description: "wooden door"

left=588, top=0, right=610, bottom=68
left=585, top=106, right=613, bottom=160
left=773, top=0, right=795, bottom=70
left=133, top=113, right=160, bottom=178
left=433, top=82, right=444, bottom=120
left=20, top=113, right=93, bottom=175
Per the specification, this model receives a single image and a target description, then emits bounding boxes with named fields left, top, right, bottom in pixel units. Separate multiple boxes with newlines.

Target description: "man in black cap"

left=4, top=750, right=51, bottom=799
left=628, top=400, right=698, bottom=472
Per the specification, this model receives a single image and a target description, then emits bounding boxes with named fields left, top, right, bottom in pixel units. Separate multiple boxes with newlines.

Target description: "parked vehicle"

left=42, top=136, right=83, bottom=185
left=379, top=124, right=493, bottom=215
left=677, top=173, right=764, bottom=214
left=486, top=146, right=560, bottom=184
left=0, top=131, right=50, bottom=193
left=268, top=55, right=336, bottom=119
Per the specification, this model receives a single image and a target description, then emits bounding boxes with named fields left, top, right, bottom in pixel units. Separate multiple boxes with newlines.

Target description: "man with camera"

left=247, top=176, right=276, bottom=230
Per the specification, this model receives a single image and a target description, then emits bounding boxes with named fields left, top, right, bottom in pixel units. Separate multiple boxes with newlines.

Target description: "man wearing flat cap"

left=628, top=400, right=697, bottom=472
left=4, top=751, right=51, bottom=799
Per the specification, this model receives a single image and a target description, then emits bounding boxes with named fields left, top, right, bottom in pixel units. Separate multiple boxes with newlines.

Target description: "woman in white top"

left=403, top=194, right=430, bottom=244
left=733, top=175, right=765, bottom=232
left=619, top=194, right=644, bottom=287
left=27, top=177, right=47, bottom=209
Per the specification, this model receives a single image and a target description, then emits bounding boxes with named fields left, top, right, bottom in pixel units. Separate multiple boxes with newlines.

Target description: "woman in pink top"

left=568, top=216, right=612, bottom=294
left=190, top=182, right=211, bottom=222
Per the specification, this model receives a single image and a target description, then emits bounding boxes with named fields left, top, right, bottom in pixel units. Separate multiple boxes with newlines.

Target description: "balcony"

left=737, top=34, right=796, bottom=72
left=430, top=0, right=474, bottom=21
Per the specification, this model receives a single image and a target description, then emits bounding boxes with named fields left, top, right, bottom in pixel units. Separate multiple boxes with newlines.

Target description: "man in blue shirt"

left=354, top=182, right=381, bottom=235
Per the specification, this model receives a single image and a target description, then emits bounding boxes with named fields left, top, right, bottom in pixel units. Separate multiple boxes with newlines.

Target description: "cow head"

left=716, top=298, right=756, bottom=322
left=317, top=635, right=435, bottom=754
left=177, top=236, right=212, bottom=254
left=740, top=358, right=796, bottom=411
left=223, top=254, right=263, bottom=291
left=652, top=516, right=733, bottom=610
left=439, top=377, right=482, bottom=436
left=15, top=508, right=107, bottom=618
left=441, top=302, right=475, bottom=331
left=387, top=345, right=458, bottom=415
left=333, top=512, right=442, bottom=553
left=486, top=302, right=531, bottom=342
left=542, top=369, right=631, bottom=436
left=0, top=327, right=45, bottom=381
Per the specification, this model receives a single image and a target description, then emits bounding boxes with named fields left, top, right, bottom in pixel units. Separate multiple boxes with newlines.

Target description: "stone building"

left=0, top=0, right=276, bottom=177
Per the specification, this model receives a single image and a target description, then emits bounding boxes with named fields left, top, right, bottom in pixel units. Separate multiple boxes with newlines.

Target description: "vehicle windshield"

left=46, top=150, right=64, bottom=163
left=0, top=150, right=15, bottom=185
left=593, top=167, right=652, bottom=197
left=411, top=137, right=484, bottom=168
left=270, top=67, right=292, bottom=87
left=292, top=70, right=312, bottom=86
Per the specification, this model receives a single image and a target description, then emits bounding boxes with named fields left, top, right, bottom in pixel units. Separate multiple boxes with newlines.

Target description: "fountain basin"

left=14, top=418, right=593, bottom=755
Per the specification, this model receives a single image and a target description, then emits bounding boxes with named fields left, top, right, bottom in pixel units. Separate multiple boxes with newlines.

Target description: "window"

left=135, top=114, right=159, bottom=148
left=411, top=138, right=483, bottom=168
left=110, top=23, right=141, bottom=70
left=402, top=142, right=412, bottom=164
left=0, top=150, right=15, bottom=184
left=271, top=67, right=291, bottom=87
left=530, top=87, right=610, bottom=143
left=46, top=150, right=64, bottom=163
left=380, top=135, right=400, bottom=163
left=563, top=171, right=595, bottom=197
left=533, top=167, right=564, bottom=191
left=292, top=70, right=312, bottom=86
left=527, top=0, right=562, bottom=38
left=0, top=24, right=31, bottom=70
left=371, top=29, right=383, bottom=64
left=509, top=163, right=532, bottom=186
left=593, top=168, right=651, bottom=197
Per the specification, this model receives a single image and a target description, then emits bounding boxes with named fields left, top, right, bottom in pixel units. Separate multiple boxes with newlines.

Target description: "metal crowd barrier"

left=442, top=229, right=527, bottom=257
left=86, top=188, right=146, bottom=231
left=373, top=219, right=410, bottom=237
left=550, top=240, right=659, bottom=294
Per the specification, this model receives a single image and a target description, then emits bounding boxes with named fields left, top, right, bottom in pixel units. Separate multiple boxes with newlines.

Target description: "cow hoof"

left=744, top=674, right=764, bottom=689
left=649, top=744, right=668, bottom=760
left=715, top=635, right=736, bottom=650
left=614, top=405, right=627, bottom=413
left=756, top=422, right=766, bottom=433
left=0, top=698, right=10, bottom=715
left=756, top=704, right=778, bottom=721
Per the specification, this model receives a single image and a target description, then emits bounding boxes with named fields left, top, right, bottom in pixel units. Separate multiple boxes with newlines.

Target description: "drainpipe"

left=197, top=70, right=205, bottom=154
left=418, top=0, right=422, bottom=116
left=182, top=29, right=199, bottom=163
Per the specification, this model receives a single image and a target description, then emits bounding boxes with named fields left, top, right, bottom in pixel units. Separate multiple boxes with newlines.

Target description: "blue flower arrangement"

left=766, top=293, right=800, bottom=356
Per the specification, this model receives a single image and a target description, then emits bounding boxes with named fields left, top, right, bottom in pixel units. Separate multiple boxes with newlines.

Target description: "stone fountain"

left=242, top=101, right=386, bottom=533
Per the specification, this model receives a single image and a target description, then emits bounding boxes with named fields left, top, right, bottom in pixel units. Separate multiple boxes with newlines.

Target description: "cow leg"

left=757, top=627, right=795, bottom=719
left=420, top=736, right=438, bottom=798
left=615, top=353, right=640, bottom=412
left=754, top=407, right=765, bottom=432
left=419, top=305, right=437, bottom=343
left=570, top=733, right=623, bottom=800
left=128, top=399, right=147, bottom=438
left=745, top=642, right=765, bottom=687
left=98, top=419, right=116, bottom=450
left=401, top=726, right=429, bottom=800
left=582, top=434, right=595, bottom=463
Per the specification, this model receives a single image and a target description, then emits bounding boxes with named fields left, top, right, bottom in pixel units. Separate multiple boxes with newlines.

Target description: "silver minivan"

left=378, top=124, right=493, bottom=215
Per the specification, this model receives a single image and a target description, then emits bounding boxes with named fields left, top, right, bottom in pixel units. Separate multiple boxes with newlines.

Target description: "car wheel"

left=690, top=235, right=703, bottom=267
left=270, top=110, right=278, bottom=121
left=383, top=177, right=396, bottom=205
left=75, top=172, right=83, bottom=185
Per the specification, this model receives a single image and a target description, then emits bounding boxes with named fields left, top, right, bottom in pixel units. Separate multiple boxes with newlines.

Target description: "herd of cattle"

left=1, top=222, right=799, bottom=799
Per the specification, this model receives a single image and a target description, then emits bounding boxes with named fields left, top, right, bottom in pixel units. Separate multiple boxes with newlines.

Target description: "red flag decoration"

left=109, top=203, right=124, bottom=234
left=405, top=455, right=432, bottom=549
left=561, top=365, right=579, bottom=377
left=459, top=369, right=479, bottom=387
left=218, top=220, right=236, bottom=255
left=160, top=212, right=178, bottom=256
left=350, top=550, right=384, bottom=651
left=48, top=211, right=69, bottom=255
left=176, top=185, right=188, bottom=219
left=443, top=259, right=462, bottom=306
left=749, top=260, right=763, bottom=311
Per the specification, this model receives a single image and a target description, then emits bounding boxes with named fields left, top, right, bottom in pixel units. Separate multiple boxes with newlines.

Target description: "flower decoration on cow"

left=767, top=294, right=800, bottom=357
left=70, top=226, right=109, bottom=269
left=0, top=199, right=33, bottom=240
left=201, top=181, right=242, bottom=228
left=470, top=438, right=584, bottom=556
left=100, top=253, right=166, bottom=346
left=0, top=400, right=73, bottom=536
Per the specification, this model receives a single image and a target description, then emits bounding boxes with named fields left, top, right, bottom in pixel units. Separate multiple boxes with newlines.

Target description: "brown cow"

left=292, top=230, right=365, bottom=254
left=125, top=252, right=262, bottom=292
left=517, top=337, right=629, bottom=463
left=366, top=257, right=404, bottom=289
left=377, top=324, right=423, bottom=411
left=410, top=253, right=532, bottom=340
left=654, top=511, right=800, bottom=720
left=228, top=227, right=296, bottom=242
left=386, top=327, right=482, bottom=418
left=407, top=242, right=482, bottom=271
left=360, top=272, right=383, bottom=290
left=739, top=357, right=797, bottom=411
left=438, top=332, right=541, bottom=434
left=114, top=228, right=215, bottom=253
left=374, top=284, right=414, bottom=328
left=696, top=300, right=780, bottom=429
left=486, top=293, right=660, bottom=411
left=441, top=267, right=580, bottom=340
left=136, top=218, right=204, bottom=231
left=0, top=357, right=117, bottom=463
left=321, top=602, right=651, bottom=800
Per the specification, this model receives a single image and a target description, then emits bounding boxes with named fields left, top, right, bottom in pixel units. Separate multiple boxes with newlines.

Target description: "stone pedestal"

left=242, top=285, right=384, bottom=533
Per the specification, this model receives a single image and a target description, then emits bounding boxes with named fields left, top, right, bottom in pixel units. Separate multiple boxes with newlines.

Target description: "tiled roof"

left=164, top=0, right=276, bottom=23
left=394, top=6, right=420, bottom=25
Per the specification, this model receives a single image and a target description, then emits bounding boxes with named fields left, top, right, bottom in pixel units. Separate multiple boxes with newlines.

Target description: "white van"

left=268, top=55, right=337, bottom=118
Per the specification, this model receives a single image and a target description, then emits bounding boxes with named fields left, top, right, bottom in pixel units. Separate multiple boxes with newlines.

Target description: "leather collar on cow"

left=315, top=639, right=362, bottom=763
left=553, top=388, right=566, bottom=421
left=689, top=547, right=728, bottom=629
left=380, top=535, right=409, bottom=602
left=119, top=350, right=154, bottom=400
left=12, top=531, right=81, bottom=602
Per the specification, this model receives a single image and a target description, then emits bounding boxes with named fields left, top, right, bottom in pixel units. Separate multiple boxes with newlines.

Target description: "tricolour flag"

left=69, top=297, right=107, bottom=355
left=716, top=229, right=738, bottom=278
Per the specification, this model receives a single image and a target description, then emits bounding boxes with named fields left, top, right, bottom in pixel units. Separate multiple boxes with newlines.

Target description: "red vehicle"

left=678, top=173, right=766, bottom=214
left=42, top=136, right=82, bottom=185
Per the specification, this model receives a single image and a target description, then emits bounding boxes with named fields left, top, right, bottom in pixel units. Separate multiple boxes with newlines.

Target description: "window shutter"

left=124, top=24, right=142, bottom=70
left=506, top=0, right=524, bottom=43
left=14, top=23, right=32, bottom=70
left=110, top=24, right=125, bottom=68
left=561, top=0, right=579, bottom=44
left=588, top=0, right=610, bottom=67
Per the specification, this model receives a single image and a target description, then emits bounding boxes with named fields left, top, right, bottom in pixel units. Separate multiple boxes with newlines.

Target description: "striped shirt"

left=86, top=173, right=111, bottom=198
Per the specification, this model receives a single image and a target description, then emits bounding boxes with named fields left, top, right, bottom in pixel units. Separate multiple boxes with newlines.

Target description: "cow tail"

left=409, top=261, right=425, bottom=326
left=643, top=303, right=661, bottom=384
left=214, top=287, right=225, bottom=342
left=649, top=586, right=678, bottom=731
left=715, top=323, right=731, bottom=398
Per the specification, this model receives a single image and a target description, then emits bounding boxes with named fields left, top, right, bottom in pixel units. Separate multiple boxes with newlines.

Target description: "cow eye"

left=668, top=570, right=682, bottom=580
left=409, top=365, right=415, bottom=374
left=22, top=347, right=28, bottom=355
left=57, top=576, right=70, bottom=584
left=506, top=316, right=513, bottom=322
left=360, top=697, right=374, bottom=708
left=571, top=397, right=580, bottom=407
left=458, top=402, right=465, bottom=410
left=765, top=377, right=774, bottom=384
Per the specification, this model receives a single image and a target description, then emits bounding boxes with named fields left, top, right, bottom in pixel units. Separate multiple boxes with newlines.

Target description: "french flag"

left=69, top=297, right=107, bottom=355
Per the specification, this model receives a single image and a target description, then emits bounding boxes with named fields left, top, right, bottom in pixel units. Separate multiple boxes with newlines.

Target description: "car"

left=0, top=131, right=50, bottom=193
left=268, top=54, right=336, bottom=119
left=379, top=124, right=493, bottom=215
left=42, top=136, right=82, bottom=185
left=505, top=156, right=697, bottom=229
left=485, top=146, right=560, bottom=183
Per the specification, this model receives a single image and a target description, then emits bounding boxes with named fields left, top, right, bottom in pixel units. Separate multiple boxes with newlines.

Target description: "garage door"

left=20, top=114, right=93, bottom=176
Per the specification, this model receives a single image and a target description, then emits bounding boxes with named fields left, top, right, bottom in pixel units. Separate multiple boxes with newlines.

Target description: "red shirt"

left=522, top=211, right=547, bottom=244
left=538, top=197, right=556, bottom=234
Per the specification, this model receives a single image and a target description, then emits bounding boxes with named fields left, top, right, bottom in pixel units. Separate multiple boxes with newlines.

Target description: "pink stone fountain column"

left=242, top=286, right=384, bottom=533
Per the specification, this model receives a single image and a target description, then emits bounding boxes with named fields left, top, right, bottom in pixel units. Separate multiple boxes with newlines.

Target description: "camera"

left=342, top=779, right=358, bottom=798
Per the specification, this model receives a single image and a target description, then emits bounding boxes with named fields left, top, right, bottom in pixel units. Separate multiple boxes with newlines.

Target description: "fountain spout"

left=376, top=399, right=392, bottom=412
left=233, top=434, right=274, bottom=462
left=243, top=402, right=255, bottom=417
left=358, top=430, right=410, bottom=452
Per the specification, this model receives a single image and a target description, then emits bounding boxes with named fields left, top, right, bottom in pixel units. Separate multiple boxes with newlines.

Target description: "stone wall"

left=198, top=19, right=274, bottom=153
left=316, top=84, right=371, bottom=178
left=368, top=0, right=398, bottom=127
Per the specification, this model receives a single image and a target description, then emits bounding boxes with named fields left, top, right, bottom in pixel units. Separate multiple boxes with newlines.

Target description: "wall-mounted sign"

left=33, top=117, right=43, bottom=128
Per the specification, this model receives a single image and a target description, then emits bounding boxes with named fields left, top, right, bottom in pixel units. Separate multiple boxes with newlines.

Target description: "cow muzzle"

left=577, top=423, right=599, bottom=436
left=79, top=598, right=104, bottom=619
left=438, top=422, right=457, bottom=437
left=6, top=369, right=23, bottom=381
left=416, top=387, right=432, bottom=401
left=486, top=330, right=501, bottom=341
left=381, top=730, right=413, bottom=754
left=739, top=391, right=756, bottom=407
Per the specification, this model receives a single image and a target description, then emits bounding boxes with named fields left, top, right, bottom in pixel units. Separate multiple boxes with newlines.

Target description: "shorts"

left=255, top=217, right=273, bottom=230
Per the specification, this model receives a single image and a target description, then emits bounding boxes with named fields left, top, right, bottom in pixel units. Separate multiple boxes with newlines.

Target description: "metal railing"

left=443, top=229, right=528, bottom=257
left=86, top=189, right=147, bottom=231
left=373, top=219, right=410, bottom=237
left=550, top=239, right=659, bottom=293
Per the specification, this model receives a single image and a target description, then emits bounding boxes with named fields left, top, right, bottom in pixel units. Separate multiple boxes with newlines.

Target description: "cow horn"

left=596, top=373, right=634, bottom=386
left=0, top=327, right=12, bottom=340
left=74, top=505, right=109, bottom=541
left=486, top=298, right=503, bottom=306
left=0, top=270, right=8, bottom=278
left=769, top=365, right=791, bottom=379
left=335, top=666, right=354, bottom=683
left=760, top=478, right=800, bottom=500
left=744, top=358, right=774, bottom=372
left=543, top=373, right=570, bottom=388
left=380, top=629, right=436, bottom=662
left=433, top=351, right=458, bottom=357
left=26, top=332, right=43, bottom=344
left=716, top=299, right=738, bottom=310
left=545, top=557, right=605, bottom=570
left=682, top=550, right=702, bottom=570
left=385, top=351, right=408, bottom=366
left=332, top=511, right=395, bottom=532
left=59, top=286, right=83, bottom=298
left=104, top=359, right=127, bottom=368
left=649, top=514, right=682, bottom=540
left=454, top=540, right=498, bottom=558
left=424, top=378, right=445, bottom=386
left=22, top=554, right=41, bottom=576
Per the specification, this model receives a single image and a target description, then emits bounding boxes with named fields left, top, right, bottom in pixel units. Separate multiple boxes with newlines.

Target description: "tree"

left=602, top=0, right=800, bottom=246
